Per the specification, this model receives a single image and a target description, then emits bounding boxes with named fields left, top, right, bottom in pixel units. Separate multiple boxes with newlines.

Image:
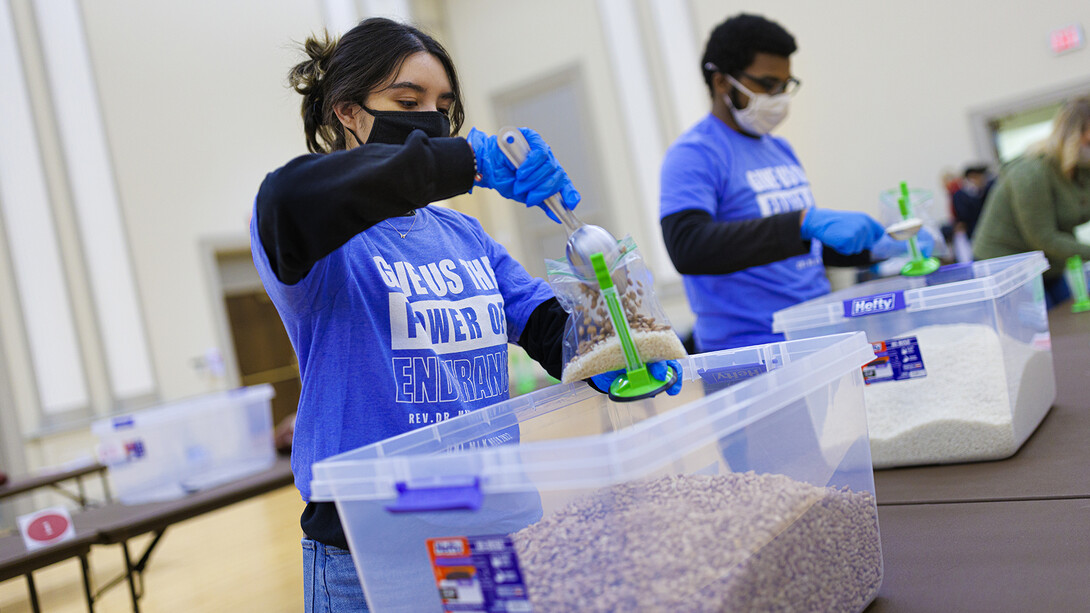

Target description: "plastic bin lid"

left=772, top=251, right=1048, bottom=333
left=309, top=332, right=875, bottom=502
left=91, top=384, right=274, bottom=435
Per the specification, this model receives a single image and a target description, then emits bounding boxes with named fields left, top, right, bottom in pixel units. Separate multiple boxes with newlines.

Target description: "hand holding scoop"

left=496, top=127, right=618, bottom=278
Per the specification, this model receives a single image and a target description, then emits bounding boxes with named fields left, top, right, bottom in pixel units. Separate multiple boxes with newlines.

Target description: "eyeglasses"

left=737, top=72, right=801, bottom=96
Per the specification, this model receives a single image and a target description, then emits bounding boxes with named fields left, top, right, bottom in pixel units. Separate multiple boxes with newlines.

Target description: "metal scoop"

left=885, top=217, right=923, bottom=241
left=496, top=127, right=618, bottom=276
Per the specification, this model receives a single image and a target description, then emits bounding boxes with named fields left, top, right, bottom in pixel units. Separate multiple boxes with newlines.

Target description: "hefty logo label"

left=844, top=291, right=906, bottom=318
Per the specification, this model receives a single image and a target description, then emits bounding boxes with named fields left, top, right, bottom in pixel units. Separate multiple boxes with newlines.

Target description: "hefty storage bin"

left=93, top=384, right=276, bottom=504
left=311, top=333, right=883, bottom=612
left=772, top=252, right=1056, bottom=469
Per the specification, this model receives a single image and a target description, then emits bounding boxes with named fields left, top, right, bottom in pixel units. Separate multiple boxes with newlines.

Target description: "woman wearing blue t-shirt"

left=253, top=18, right=677, bottom=611
left=660, top=14, right=929, bottom=352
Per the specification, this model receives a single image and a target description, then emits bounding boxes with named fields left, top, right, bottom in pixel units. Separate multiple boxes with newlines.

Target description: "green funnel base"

left=608, top=365, right=678, bottom=402
left=901, top=256, right=941, bottom=277
left=1072, top=300, right=1090, bottom=313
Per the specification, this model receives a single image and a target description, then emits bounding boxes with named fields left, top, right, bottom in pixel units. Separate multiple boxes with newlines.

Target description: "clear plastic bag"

left=545, top=236, right=687, bottom=383
left=878, top=187, right=950, bottom=259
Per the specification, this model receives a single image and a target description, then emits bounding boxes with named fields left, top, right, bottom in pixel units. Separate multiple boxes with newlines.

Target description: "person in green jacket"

left=973, top=97, right=1090, bottom=308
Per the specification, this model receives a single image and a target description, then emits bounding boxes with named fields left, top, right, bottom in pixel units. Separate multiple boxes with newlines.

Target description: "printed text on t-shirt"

left=392, top=348, right=509, bottom=406
left=745, top=164, right=816, bottom=217
left=372, top=255, right=499, bottom=298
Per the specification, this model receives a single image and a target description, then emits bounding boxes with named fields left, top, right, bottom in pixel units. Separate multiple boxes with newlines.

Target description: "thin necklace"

left=385, top=211, right=418, bottom=239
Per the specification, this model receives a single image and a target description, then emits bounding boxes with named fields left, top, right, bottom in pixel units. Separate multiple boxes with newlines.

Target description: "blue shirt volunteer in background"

left=660, top=13, right=930, bottom=352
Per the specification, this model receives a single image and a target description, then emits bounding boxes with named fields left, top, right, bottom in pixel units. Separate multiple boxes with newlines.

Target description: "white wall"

left=78, top=0, right=323, bottom=400
left=689, top=1, right=1090, bottom=218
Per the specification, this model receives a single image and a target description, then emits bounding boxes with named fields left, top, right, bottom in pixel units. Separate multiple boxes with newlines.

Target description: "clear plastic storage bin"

left=93, top=384, right=276, bottom=504
left=773, top=252, right=1056, bottom=469
left=311, top=333, right=882, bottom=612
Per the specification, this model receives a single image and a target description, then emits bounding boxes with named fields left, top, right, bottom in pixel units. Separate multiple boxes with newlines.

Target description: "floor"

left=0, top=486, right=304, bottom=612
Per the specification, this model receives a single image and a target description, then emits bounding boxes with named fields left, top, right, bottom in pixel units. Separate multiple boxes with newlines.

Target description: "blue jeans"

left=302, top=538, right=370, bottom=612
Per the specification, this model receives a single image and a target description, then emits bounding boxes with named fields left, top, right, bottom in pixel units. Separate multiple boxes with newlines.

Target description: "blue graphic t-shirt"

left=660, top=114, right=830, bottom=351
left=251, top=205, right=553, bottom=501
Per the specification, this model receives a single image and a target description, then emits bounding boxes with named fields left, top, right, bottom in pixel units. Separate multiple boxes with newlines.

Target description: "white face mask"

left=725, top=74, right=790, bottom=135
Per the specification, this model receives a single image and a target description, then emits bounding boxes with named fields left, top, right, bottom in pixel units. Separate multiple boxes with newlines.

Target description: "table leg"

left=132, top=530, right=165, bottom=573
left=77, top=476, right=88, bottom=509
left=25, top=572, right=42, bottom=613
left=79, top=552, right=96, bottom=612
left=121, top=540, right=141, bottom=613
left=100, top=470, right=113, bottom=504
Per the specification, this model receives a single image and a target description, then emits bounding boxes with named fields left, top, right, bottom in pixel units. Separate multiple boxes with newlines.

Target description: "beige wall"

left=5, top=0, right=1090, bottom=474
left=80, top=0, right=324, bottom=400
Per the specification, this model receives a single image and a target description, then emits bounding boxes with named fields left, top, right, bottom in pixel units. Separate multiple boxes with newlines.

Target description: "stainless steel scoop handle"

left=496, top=127, right=582, bottom=235
left=495, top=126, right=619, bottom=277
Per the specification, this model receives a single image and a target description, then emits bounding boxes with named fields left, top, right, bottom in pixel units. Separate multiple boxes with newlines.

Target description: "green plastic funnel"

left=590, top=253, right=676, bottom=401
left=897, top=181, right=940, bottom=276
left=1066, top=255, right=1090, bottom=313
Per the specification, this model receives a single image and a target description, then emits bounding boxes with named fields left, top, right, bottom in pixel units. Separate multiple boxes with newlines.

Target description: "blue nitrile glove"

left=915, top=227, right=935, bottom=257
left=465, top=127, right=580, bottom=224
left=466, top=127, right=517, bottom=196
left=590, top=359, right=683, bottom=396
left=800, top=208, right=886, bottom=255
left=870, top=227, right=936, bottom=260
left=512, top=129, right=581, bottom=217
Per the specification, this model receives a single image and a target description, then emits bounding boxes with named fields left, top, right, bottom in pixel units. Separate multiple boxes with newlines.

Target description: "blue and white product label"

left=99, top=438, right=146, bottom=466
left=122, top=439, right=146, bottom=461
left=111, top=416, right=135, bottom=429
left=843, top=291, right=907, bottom=318
left=427, top=535, right=532, bottom=612
left=696, top=363, right=768, bottom=388
left=862, top=336, right=926, bottom=385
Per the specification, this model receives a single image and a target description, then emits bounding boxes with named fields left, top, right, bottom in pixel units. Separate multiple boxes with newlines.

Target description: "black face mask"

left=359, top=105, right=451, bottom=145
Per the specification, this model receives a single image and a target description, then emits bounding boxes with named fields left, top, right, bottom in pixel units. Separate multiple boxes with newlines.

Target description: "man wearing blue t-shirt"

left=661, top=13, right=927, bottom=352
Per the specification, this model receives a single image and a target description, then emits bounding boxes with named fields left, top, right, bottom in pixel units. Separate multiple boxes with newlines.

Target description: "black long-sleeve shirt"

left=256, top=132, right=568, bottom=377
left=257, top=132, right=475, bottom=284
left=255, top=132, right=569, bottom=549
left=660, top=208, right=873, bottom=275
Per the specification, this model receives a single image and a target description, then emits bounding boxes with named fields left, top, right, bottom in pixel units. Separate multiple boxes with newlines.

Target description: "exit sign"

left=1050, top=24, right=1085, bottom=55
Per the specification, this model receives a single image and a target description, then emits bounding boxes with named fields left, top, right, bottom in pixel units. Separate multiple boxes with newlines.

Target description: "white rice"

left=864, top=323, right=1054, bottom=468
left=561, top=330, right=687, bottom=383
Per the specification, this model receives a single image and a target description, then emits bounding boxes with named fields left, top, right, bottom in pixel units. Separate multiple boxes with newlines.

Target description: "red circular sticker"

left=27, top=514, right=70, bottom=542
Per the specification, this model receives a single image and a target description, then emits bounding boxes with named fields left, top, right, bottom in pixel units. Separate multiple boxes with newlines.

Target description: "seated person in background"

left=952, top=164, right=993, bottom=239
left=937, top=168, right=962, bottom=245
left=973, top=97, right=1090, bottom=309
